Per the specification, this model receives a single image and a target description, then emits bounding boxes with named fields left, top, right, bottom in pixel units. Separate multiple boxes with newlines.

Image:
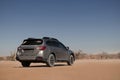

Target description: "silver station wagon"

left=16, top=37, right=75, bottom=67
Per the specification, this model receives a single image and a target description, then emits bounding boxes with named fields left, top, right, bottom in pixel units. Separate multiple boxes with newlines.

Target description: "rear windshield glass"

left=22, top=39, right=43, bottom=45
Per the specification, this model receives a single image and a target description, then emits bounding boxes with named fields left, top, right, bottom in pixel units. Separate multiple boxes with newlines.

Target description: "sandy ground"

left=0, top=60, right=120, bottom=80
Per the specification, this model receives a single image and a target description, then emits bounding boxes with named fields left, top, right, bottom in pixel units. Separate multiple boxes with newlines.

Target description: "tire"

left=67, top=55, right=74, bottom=65
left=21, top=61, right=31, bottom=67
left=46, top=54, right=55, bottom=67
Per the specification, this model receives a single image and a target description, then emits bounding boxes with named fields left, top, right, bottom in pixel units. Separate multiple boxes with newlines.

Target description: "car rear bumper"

left=16, top=56, right=46, bottom=63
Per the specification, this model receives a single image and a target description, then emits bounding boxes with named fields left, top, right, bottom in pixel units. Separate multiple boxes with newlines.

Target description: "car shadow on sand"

left=30, top=64, right=67, bottom=68
left=15, top=64, right=67, bottom=68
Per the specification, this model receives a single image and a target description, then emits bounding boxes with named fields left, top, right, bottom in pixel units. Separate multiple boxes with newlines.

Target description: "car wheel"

left=67, top=55, right=74, bottom=65
left=21, top=61, right=31, bottom=67
left=46, top=54, right=55, bottom=67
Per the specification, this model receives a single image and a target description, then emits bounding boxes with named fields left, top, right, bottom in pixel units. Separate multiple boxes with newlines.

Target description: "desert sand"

left=0, top=59, right=120, bottom=80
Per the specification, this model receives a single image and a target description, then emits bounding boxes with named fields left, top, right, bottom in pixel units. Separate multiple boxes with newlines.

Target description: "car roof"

left=25, top=37, right=59, bottom=42
left=42, top=37, right=59, bottom=41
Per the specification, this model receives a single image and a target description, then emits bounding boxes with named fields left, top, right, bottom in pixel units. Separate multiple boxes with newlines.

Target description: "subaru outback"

left=16, top=37, right=75, bottom=67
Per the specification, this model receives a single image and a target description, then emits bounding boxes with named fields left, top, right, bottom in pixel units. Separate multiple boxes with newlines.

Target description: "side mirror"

left=66, top=47, right=69, bottom=50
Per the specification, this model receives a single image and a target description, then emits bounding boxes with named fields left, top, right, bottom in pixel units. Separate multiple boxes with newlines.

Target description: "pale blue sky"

left=0, top=0, right=120, bottom=56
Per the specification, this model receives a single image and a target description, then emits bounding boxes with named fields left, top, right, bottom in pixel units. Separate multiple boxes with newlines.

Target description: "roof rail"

left=43, top=37, right=58, bottom=41
left=27, top=38, right=36, bottom=39
left=43, top=37, right=50, bottom=39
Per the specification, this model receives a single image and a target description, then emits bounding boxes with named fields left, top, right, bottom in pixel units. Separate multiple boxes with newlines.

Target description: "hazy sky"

left=0, top=0, right=120, bottom=56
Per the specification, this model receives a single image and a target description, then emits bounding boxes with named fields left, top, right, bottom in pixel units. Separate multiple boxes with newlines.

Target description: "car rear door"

left=57, top=42, right=69, bottom=60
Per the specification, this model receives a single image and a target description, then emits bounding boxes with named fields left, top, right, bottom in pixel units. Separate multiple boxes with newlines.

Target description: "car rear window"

left=22, top=39, right=43, bottom=45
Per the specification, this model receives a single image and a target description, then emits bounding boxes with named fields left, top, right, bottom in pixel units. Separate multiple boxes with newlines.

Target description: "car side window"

left=46, top=41, right=59, bottom=47
left=53, top=41, right=59, bottom=47
left=46, top=41, right=53, bottom=46
left=58, top=42, right=67, bottom=50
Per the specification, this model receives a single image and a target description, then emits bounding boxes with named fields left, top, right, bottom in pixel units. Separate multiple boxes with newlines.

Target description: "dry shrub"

left=75, top=50, right=87, bottom=59
left=5, top=51, right=16, bottom=61
left=0, top=57, right=5, bottom=61
left=75, top=50, right=120, bottom=59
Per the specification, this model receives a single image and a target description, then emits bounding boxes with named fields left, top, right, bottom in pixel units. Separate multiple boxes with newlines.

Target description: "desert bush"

left=9, top=51, right=16, bottom=61
left=0, top=57, right=4, bottom=61
left=5, top=51, right=16, bottom=61
left=117, top=52, right=120, bottom=59
left=75, top=50, right=120, bottom=59
left=75, top=50, right=87, bottom=59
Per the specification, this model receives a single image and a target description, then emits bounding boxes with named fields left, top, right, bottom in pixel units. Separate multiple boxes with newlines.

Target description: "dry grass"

left=0, top=51, right=120, bottom=61
left=75, top=51, right=120, bottom=59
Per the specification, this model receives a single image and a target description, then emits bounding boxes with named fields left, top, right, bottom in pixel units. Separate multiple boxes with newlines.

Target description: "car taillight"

left=17, top=47, right=21, bottom=50
left=37, top=46, right=46, bottom=50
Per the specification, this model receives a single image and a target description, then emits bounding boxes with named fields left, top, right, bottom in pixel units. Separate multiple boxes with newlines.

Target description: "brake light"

left=37, top=46, right=46, bottom=50
left=17, top=47, right=21, bottom=50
